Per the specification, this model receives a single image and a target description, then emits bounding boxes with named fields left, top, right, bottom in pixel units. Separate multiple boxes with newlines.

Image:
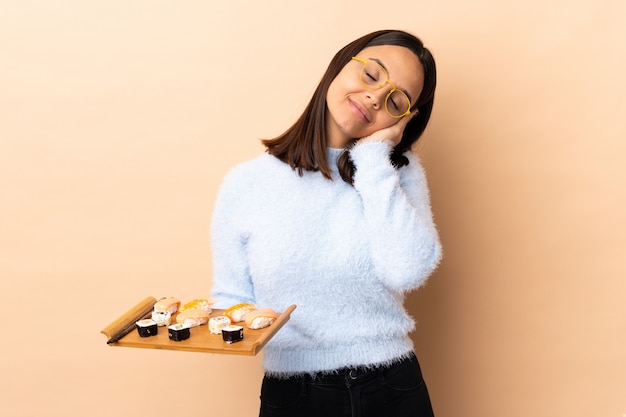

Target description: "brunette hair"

left=261, top=29, right=437, bottom=184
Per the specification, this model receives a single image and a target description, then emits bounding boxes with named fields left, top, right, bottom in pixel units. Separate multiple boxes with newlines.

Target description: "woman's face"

left=325, top=45, right=424, bottom=148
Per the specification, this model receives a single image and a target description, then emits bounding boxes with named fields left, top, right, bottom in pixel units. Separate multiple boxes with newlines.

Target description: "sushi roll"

left=136, top=319, right=158, bottom=337
left=151, top=310, right=171, bottom=326
left=208, top=316, right=231, bottom=334
left=168, top=323, right=190, bottom=341
left=222, top=325, right=244, bottom=344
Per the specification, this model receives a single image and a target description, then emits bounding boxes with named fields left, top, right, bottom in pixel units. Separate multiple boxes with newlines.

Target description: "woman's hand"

left=358, top=111, right=418, bottom=147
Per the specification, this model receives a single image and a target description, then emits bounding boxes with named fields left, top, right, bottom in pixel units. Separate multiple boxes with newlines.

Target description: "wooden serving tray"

left=101, top=296, right=296, bottom=356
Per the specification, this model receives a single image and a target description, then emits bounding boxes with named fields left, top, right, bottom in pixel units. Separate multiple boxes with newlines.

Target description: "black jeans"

left=259, top=352, right=435, bottom=417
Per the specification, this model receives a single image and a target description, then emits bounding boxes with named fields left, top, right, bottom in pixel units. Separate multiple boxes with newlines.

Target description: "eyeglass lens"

left=360, top=62, right=410, bottom=117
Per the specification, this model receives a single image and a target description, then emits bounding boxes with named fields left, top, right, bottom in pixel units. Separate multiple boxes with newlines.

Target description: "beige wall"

left=1, top=1, right=624, bottom=416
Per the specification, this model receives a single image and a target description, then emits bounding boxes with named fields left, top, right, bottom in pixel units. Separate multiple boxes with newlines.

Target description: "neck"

left=325, top=112, right=351, bottom=149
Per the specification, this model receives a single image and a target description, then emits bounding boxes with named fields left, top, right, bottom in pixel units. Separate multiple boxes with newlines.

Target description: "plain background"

left=1, top=1, right=625, bottom=416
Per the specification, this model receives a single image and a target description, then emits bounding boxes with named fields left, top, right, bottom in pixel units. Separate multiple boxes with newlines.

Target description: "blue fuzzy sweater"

left=210, top=141, right=442, bottom=377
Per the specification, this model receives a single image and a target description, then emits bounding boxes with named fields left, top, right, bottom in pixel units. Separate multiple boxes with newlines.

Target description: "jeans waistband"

left=304, top=352, right=416, bottom=385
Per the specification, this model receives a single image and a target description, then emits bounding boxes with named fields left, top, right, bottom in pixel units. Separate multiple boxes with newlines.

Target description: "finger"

left=391, top=112, right=415, bottom=134
left=406, top=109, right=419, bottom=122
left=397, top=110, right=418, bottom=128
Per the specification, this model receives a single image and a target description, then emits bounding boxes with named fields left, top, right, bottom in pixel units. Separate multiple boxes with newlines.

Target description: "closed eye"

left=389, top=98, right=399, bottom=110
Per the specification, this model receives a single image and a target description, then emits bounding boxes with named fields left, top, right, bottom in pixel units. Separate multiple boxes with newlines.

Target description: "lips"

left=348, top=98, right=370, bottom=123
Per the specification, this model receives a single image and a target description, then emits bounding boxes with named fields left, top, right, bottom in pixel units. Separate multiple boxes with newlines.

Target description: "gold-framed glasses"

left=352, top=56, right=412, bottom=118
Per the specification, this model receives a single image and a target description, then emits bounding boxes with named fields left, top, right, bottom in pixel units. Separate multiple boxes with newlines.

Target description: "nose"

left=365, top=88, right=388, bottom=110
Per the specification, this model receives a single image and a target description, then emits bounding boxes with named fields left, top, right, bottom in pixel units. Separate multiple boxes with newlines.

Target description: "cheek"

left=326, top=79, right=339, bottom=104
left=328, top=71, right=362, bottom=100
left=358, top=119, right=397, bottom=138
left=361, top=118, right=398, bottom=137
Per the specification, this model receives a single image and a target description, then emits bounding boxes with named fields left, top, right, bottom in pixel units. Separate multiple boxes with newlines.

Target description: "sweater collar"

left=327, top=147, right=345, bottom=172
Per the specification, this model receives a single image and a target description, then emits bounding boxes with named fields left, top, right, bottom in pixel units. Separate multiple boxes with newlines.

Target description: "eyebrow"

left=369, top=57, right=414, bottom=104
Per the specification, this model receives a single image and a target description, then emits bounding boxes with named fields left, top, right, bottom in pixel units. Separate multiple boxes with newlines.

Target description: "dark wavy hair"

left=261, top=29, right=437, bottom=184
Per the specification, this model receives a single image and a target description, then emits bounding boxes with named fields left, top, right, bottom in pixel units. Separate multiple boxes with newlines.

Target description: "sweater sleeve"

left=350, top=141, right=442, bottom=292
left=209, top=168, right=256, bottom=309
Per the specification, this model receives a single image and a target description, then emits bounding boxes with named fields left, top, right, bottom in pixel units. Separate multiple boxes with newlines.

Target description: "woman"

left=210, top=29, right=442, bottom=417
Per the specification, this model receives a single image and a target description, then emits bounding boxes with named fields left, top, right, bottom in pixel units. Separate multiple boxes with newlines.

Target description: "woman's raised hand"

left=358, top=111, right=418, bottom=147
